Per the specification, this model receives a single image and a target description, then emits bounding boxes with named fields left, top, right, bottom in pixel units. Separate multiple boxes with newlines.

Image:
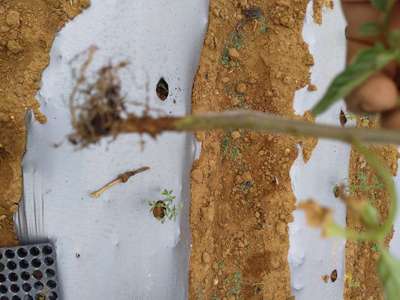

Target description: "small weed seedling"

left=227, top=271, right=242, bottom=297
left=348, top=170, right=384, bottom=196
left=334, top=169, right=384, bottom=200
left=258, top=16, right=268, bottom=33
left=217, top=260, right=225, bottom=270
left=220, top=31, right=243, bottom=68
left=149, top=189, right=179, bottom=223
left=345, top=273, right=361, bottom=289
left=220, top=134, right=241, bottom=160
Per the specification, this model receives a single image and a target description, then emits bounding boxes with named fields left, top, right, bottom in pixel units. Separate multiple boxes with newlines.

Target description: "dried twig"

left=90, top=166, right=150, bottom=198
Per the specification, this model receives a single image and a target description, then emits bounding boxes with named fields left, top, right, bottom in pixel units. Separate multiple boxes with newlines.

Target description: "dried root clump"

left=68, top=47, right=129, bottom=147
left=68, top=47, right=178, bottom=147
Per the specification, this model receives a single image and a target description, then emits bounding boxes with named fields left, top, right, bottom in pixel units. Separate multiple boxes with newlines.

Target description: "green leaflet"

left=378, top=250, right=400, bottom=300
left=370, top=0, right=390, bottom=12
left=388, top=29, right=400, bottom=50
left=311, top=44, right=399, bottom=116
left=359, top=21, right=382, bottom=37
left=360, top=202, right=380, bottom=227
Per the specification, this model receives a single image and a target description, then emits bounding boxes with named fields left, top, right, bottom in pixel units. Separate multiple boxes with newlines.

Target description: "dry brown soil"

left=189, top=1, right=317, bottom=299
left=0, top=0, right=88, bottom=246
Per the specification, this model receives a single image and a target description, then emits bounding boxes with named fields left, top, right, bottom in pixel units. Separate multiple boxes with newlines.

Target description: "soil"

left=312, top=0, right=334, bottom=24
left=189, top=0, right=316, bottom=299
left=344, top=117, right=399, bottom=300
left=0, top=0, right=88, bottom=247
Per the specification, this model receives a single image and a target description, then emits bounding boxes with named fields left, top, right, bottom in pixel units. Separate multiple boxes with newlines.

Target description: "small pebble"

left=236, top=83, right=247, bottom=94
left=7, top=40, right=22, bottom=54
left=321, top=275, right=329, bottom=283
left=228, top=48, right=240, bottom=59
left=0, top=25, right=9, bottom=33
left=202, top=252, right=211, bottom=264
left=6, top=10, right=20, bottom=27
left=231, top=131, right=241, bottom=140
left=276, top=222, right=286, bottom=235
left=308, top=83, right=317, bottom=92
left=9, top=204, right=19, bottom=212
left=243, top=171, right=252, bottom=181
left=213, top=278, right=219, bottom=286
left=271, top=258, right=281, bottom=269
left=192, top=169, right=203, bottom=183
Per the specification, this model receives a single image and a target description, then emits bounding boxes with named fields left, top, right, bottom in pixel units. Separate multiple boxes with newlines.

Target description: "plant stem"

left=116, top=111, right=400, bottom=145
left=383, top=0, right=397, bottom=43
left=328, top=222, right=384, bottom=242
left=90, top=166, right=150, bottom=198
left=384, top=0, right=397, bottom=27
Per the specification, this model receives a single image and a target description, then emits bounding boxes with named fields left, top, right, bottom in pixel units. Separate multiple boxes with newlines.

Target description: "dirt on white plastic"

left=17, top=0, right=207, bottom=299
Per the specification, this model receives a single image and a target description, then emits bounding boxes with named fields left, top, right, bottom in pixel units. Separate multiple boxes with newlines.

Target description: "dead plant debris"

left=68, top=47, right=130, bottom=147
left=68, top=49, right=178, bottom=147
left=90, top=166, right=150, bottom=198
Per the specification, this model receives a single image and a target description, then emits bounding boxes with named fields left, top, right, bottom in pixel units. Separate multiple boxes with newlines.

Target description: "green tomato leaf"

left=324, top=222, right=347, bottom=238
left=389, top=29, right=400, bottom=49
left=312, top=44, right=398, bottom=116
left=378, top=250, right=400, bottom=300
left=359, top=21, right=382, bottom=37
left=370, top=0, right=389, bottom=11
